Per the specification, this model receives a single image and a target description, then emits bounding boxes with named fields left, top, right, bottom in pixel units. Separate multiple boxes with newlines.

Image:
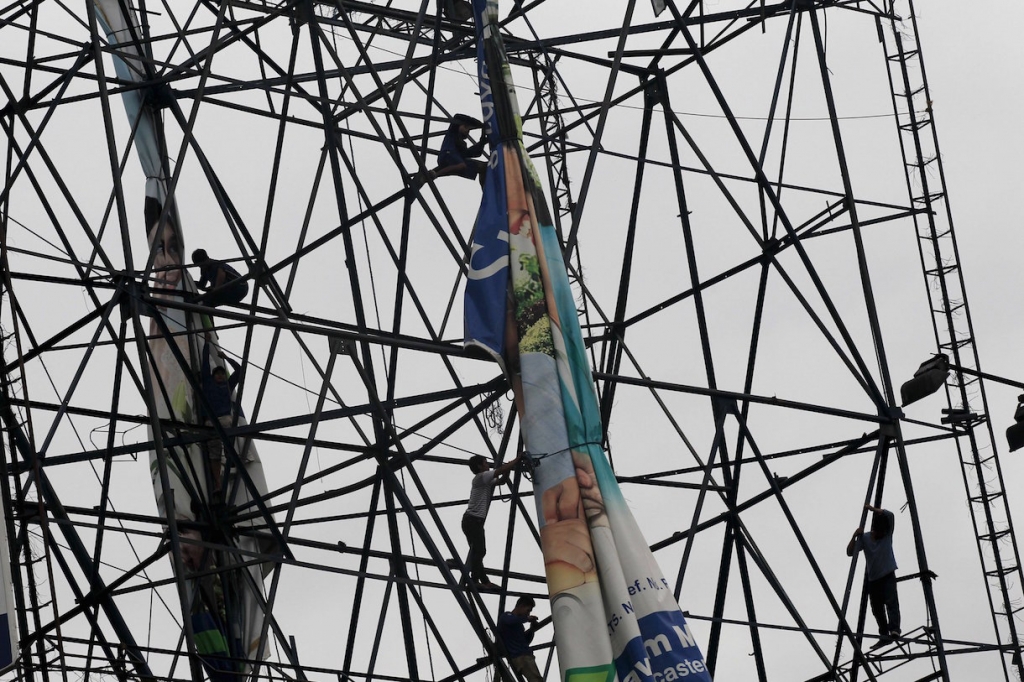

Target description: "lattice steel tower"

left=0, top=1, right=1020, bottom=682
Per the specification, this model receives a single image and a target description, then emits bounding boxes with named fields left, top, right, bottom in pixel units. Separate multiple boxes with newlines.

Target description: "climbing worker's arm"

left=466, top=137, right=487, bottom=158
left=196, top=265, right=211, bottom=290
left=525, top=615, right=538, bottom=643
left=201, top=342, right=213, bottom=379
left=225, top=356, right=243, bottom=389
left=847, top=528, right=862, bottom=557
left=493, top=455, right=522, bottom=479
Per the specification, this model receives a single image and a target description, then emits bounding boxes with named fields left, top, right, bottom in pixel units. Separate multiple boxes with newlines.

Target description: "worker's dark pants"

left=437, top=152, right=487, bottom=181
left=509, top=654, right=543, bottom=682
left=462, top=513, right=487, bottom=582
left=867, top=571, right=900, bottom=636
left=202, top=282, right=249, bottom=308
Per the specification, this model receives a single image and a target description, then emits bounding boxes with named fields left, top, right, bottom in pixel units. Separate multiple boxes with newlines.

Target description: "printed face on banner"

left=151, top=219, right=184, bottom=293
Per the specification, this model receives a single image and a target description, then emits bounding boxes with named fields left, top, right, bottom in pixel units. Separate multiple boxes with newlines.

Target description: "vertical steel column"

left=880, top=4, right=1024, bottom=677
left=598, top=77, right=656, bottom=438
left=806, top=7, right=949, bottom=679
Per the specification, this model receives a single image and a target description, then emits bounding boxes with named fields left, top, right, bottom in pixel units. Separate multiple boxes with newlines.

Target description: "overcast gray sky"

left=3, top=2, right=1024, bottom=682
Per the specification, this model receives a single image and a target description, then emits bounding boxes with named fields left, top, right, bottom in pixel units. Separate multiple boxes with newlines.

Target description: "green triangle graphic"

left=565, top=663, right=616, bottom=682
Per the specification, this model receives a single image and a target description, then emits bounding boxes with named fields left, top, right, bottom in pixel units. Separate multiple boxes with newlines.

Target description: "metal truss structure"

left=1, top=1, right=1022, bottom=681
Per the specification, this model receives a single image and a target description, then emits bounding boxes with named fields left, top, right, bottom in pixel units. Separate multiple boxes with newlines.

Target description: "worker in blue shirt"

left=496, top=596, right=542, bottom=682
left=847, top=504, right=901, bottom=644
left=418, top=114, right=489, bottom=187
left=199, top=343, right=244, bottom=493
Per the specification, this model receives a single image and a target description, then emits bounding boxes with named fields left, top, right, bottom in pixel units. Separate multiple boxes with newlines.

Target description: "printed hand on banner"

left=543, top=473, right=580, bottom=522
left=540, top=476, right=597, bottom=594
left=572, top=451, right=608, bottom=528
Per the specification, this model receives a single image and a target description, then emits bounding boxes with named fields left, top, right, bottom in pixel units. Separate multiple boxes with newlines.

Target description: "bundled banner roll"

left=92, top=2, right=274, bottom=674
left=464, top=2, right=711, bottom=681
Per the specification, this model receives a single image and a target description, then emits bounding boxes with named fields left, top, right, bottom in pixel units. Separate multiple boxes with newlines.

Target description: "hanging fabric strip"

left=91, top=1, right=275, bottom=672
left=464, top=2, right=711, bottom=681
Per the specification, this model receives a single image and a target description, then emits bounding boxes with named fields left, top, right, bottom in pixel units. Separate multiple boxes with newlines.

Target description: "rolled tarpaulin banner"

left=92, top=0, right=274, bottom=670
left=464, top=2, right=712, bottom=681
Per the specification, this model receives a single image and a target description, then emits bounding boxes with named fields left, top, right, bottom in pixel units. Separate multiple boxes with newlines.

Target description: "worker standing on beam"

left=848, top=504, right=901, bottom=645
left=463, top=454, right=521, bottom=590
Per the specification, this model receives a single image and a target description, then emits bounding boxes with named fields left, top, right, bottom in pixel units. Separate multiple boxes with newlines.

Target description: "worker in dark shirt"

left=420, top=114, right=488, bottom=186
left=847, top=504, right=901, bottom=644
left=199, top=343, right=244, bottom=492
left=192, top=249, right=248, bottom=308
left=496, top=596, right=542, bottom=682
